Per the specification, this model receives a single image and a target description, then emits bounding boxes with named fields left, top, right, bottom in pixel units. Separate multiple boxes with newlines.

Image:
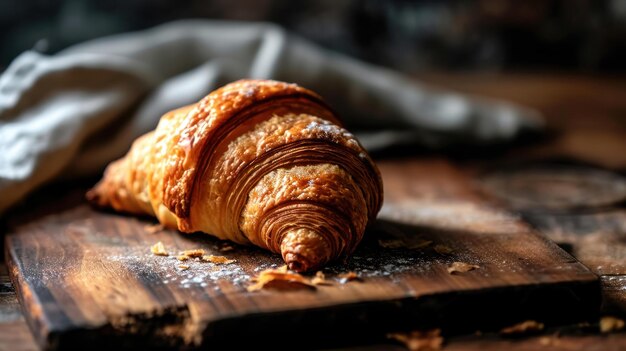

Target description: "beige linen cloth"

left=0, top=20, right=542, bottom=214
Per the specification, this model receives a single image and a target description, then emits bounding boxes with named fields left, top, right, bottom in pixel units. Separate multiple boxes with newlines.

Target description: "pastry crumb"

left=220, top=245, right=234, bottom=252
left=144, top=223, right=165, bottom=234
left=408, top=239, right=433, bottom=250
left=378, top=238, right=405, bottom=249
left=311, top=271, right=332, bottom=286
left=447, top=262, right=479, bottom=274
left=338, top=271, right=361, bottom=284
left=202, top=255, right=236, bottom=264
left=434, top=244, right=453, bottom=255
left=150, top=242, right=168, bottom=256
left=500, top=320, right=544, bottom=335
left=387, top=329, right=443, bottom=351
left=180, top=249, right=205, bottom=258
left=247, top=268, right=315, bottom=292
left=600, top=316, right=625, bottom=333
left=178, top=264, right=190, bottom=271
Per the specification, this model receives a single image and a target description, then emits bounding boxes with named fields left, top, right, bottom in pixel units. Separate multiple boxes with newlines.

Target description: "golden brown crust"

left=87, top=79, right=383, bottom=272
left=86, top=132, right=154, bottom=216
left=159, top=80, right=339, bottom=224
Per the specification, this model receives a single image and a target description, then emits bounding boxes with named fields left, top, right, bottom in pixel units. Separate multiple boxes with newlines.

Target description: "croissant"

left=87, top=79, right=383, bottom=272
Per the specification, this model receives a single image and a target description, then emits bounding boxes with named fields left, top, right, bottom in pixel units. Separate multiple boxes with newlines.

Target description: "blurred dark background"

left=2, top=0, right=625, bottom=73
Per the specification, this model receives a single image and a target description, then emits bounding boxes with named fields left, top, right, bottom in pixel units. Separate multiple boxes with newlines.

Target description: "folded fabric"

left=0, top=20, right=542, bottom=214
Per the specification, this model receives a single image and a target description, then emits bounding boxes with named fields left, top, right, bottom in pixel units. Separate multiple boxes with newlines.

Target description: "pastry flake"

left=311, top=271, right=332, bottom=286
left=180, top=249, right=205, bottom=258
left=150, top=241, right=168, bottom=256
left=201, top=255, right=236, bottom=264
left=219, top=245, right=234, bottom=252
left=500, top=320, right=544, bottom=335
left=338, top=271, right=361, bottom=284
left=433, top=244, right=453, bottom=255
left=447, top=262, right=479, bottom=274
left=387, top=329, right=443, bottom=351
left=247, top=268, right=315, bottom=292
left=600, top=316, right=625, bottom=333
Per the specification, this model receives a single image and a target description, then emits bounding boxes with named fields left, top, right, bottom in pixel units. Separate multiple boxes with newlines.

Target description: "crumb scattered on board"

left=220, top=245, right=234, bottom=252
left=434, top=244, right=453, bottom=255
left=247, top=267, right=315, bottom=292
left=500, top=320, right=544, bottom=335
left=146, top=240, right=375, bottom=293
left=180, top=249, right=205, bottom=258
left=338, top=271, right=361, bottom=284
left=150, top=242, right=169, bottom=256
left=311, top=271, right=332, bottom=286
left=600, top=316, right=625, bottom=333
left=202, top=255, right=236, bottom=264
left=447, top=262, right=479, bottom=274
left=142, top=240, right=423, bottom=292
left=387, top=329, right=443, bottom=351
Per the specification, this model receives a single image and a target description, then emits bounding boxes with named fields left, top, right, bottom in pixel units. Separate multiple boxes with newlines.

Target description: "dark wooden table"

left=2, top=72, right=626, bottom=350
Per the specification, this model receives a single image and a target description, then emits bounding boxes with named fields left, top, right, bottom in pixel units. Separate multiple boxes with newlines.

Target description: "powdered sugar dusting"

left=103, top=239, right=256, bottom=291
left=305, top=120, right=355, bottom=140
left=101, top=229, right=448, bottom=290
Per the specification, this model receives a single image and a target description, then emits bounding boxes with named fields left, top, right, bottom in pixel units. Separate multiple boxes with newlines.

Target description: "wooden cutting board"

left=5, top=158, right=599, bottom=350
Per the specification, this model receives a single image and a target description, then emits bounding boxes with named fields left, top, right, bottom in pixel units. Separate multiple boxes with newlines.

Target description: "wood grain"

left=475, top=162, right=626, bottom=316
left=522, top=209, right=626, bottom=316
left=0, top=264, right=37, bottom=351
left=5, top=158, right=599, bottom=350
left=417, top=72, right=626, bottom=318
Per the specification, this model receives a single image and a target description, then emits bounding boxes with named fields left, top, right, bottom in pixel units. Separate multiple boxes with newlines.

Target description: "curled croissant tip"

left=281, top=229, right=330, bottom=272
left=85, top=189, right=97, bottom=202
left=85, top=186, right=105, bottom=208
left=284, top=253, right=310, bottom=273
